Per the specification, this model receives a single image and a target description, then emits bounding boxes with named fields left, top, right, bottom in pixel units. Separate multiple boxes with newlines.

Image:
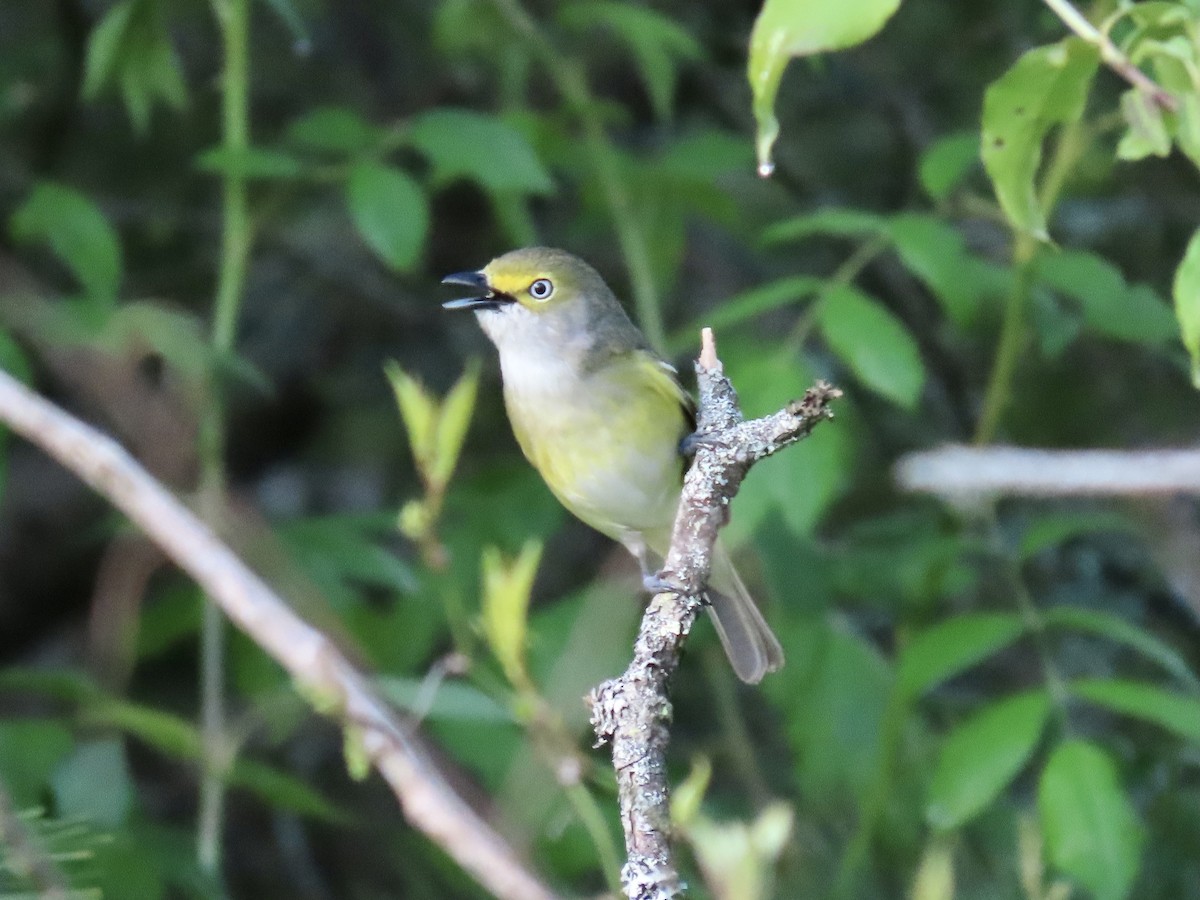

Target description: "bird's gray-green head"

left=442, top=247, right=644, bottom=360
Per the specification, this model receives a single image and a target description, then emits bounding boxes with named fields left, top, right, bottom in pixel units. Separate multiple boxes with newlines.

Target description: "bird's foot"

left=642, top=571, right=694, bottom=597
left=680, top=431, right=724, bottom=458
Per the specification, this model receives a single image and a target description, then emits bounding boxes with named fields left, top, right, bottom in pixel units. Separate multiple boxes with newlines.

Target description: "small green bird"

left=443, top=247, right=783, bottom=683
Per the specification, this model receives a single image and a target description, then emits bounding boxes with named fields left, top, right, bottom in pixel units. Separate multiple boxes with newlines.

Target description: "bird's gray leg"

left=626, top=535, right=691, bottom=597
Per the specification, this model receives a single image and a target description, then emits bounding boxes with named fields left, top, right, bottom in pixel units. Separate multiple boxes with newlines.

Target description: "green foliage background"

left=1, top=0, right=1199, bottom=898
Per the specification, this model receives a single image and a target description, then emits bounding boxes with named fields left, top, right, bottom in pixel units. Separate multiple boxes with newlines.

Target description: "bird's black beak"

left=441, top=271, right=511, bottom=311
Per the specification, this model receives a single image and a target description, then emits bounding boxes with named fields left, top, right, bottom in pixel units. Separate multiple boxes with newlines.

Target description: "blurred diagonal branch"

left=0, top=368, right=564, bottom=900
left=589, top=329, right=839, bottom=900
left=896, top=445, right=1200, bottom=498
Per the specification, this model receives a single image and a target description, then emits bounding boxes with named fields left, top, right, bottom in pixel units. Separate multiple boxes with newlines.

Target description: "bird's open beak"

left=441, top=271, right=511, bottom=311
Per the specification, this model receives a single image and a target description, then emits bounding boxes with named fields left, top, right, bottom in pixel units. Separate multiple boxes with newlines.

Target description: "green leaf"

left=286, top=106, right=384, bottom=155
left=762, top=207, right=889, bottom=245
left=981, top=38, right=1099, bottom=239
left=1044, top=607, right=1200, bottom=691
left=481, top=541, right=543, bottom=687
left=1039, top=740, right=1144, bottom=900
left=82, top=0, right=187, bottom=132
left=10, top=182, right=122, bottom=306
left=719, top=347, right=853, bottom=541
left=52, top=739, right=133, bottom=827
left=1018, top=511, right=1140, bottom=560
left=430, top=361, right=480, bottom=488
left=1072, top=678, right=1200, bottom=743
left=1172, top=225, right=1200, bottom=387
left=261, top=0, right=312, bottom=53
left=926, top=691, right=1050, bottom=830
left=195, top=146, right=306, bottom=180
left=559, top=2, right=701, bottom=122
left=278, top=514, right=420, bottom=604
left=818, top=285, right=925, bottom=408
left=898, top=613, right=1025, bottom=699
left=748, top=0, right=903, bottom=174
left=888, top=213, right=1009, bottom=327
left=1117, top=87, right=1172, bottom=160
left=1037, top=250, right=1178, bottom=346
left=346, top=162, right=428, bottom=271
left=386, top=361, right=439, bottom=477
left=406, top=109, right=554, bottom=195
left=671, top=276, right=822, bottom=353
left=918, top=131, right=981, bottom=202
left=0, top=719, right=74, bottom=806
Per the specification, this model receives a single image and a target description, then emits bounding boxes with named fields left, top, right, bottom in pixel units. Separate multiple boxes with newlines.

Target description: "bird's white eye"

left=528, top=278, right=554, bottom=301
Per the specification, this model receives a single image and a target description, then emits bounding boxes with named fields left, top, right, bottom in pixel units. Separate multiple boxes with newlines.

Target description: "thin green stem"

left=488, top=0, right=665, bottom=350
left=975, top=118, right=1086, bottom=445
left=197, top=0, right=252, bottom=876
left=973, top=238, right=1036, bottom=446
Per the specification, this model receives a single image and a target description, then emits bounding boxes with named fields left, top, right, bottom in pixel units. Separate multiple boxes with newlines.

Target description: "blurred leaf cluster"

left=1, top=0, right=1199, bottom=898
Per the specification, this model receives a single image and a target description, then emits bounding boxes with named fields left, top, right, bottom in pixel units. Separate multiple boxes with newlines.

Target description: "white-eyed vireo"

left=443, top=247, right=783, bottom=683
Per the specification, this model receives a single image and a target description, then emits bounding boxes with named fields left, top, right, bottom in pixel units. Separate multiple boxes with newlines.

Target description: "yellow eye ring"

left=529, top=278, right=554, bottom=301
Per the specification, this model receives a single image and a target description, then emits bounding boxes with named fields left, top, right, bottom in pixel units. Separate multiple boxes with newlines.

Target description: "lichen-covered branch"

left=0, top=368, right=562, bottom=900
left=588, top=329, right=840, bottom=900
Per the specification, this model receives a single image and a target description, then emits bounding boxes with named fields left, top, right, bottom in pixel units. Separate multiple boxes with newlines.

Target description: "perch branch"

left=896, top=445, right=1200, bottom=498
left=588, top=328, right=840, bottom=899
left=1041, top=0, right=1177, bottom=111
left=0, top=368, right=562, bottom=900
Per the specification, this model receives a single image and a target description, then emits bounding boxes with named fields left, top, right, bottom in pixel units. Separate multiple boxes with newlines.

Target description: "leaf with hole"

left=981, top=38, right=1098, bottom=239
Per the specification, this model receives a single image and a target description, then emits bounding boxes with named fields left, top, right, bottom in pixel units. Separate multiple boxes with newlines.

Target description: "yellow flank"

left=505, top=349, right=688, bottom=544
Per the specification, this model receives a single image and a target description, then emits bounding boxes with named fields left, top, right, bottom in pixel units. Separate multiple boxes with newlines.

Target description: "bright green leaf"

left=1172, top=225, right=1200, bottom=387
left=559, top=2, right=701, bottom=121
left=82, top=0, right=186, bottom=131
left=919, top=131, right=981, bottom=201
left=52, top=739, right=133, bottom=827
left=719, top=347, right=853, bottom=541
left=1117, top=88, right=1172, bottom=160
left=1039, top=740, right=1144, bottom=900
left=386, top=361, right=439, bottom=478
left=10, top=182, right=122, bottom=306
left=762, top=207, right=889, bottom=245
left=911, top=834, right=956, bottom=900
left=671, top=276, right=822, bottom=352
left=926, top=691, right=1050, bottom=830
left=671, top=756, right=713, bottom=827
left=1072, top=678, right=1200, bottom=743
left=196, top=146, right=306, bottom=180
left=287, top=106, right=384, bottom=155
left=406, top=109, right=553, bottom=195
left=818, top=285, right=925, bottom=408
left=1044, top=607, right=1200, bottom=691
left=748, top=0, right=903, bottom=174
left=481, top=541, right=543, bottom=687
left=981, top=38, right=1099, bottom=239
left=0, top=719, right=74, bottom=806
left=346, top=162, right=428, bottom=271
left=889, top=212, right=1009, bottom=327
left=1037, top=250, right=1178, bottom=346
left=430, top=360, right=480, bottom=488
left=898, top=613, right=1025, bottom=698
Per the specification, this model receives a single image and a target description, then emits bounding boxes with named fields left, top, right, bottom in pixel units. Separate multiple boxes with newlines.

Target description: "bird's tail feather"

left=705, top=541, right=785, bottom=684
